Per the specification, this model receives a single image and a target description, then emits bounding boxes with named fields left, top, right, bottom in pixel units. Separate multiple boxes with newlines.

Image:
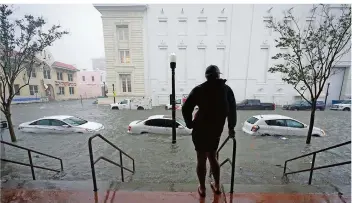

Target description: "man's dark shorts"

left=192, top=129, right=222, bottom=152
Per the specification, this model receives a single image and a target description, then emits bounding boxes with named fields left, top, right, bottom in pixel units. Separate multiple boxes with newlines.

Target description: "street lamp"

left=169, top=53, right=177, bottom=144
left=112, top=84, right=116, bottom=103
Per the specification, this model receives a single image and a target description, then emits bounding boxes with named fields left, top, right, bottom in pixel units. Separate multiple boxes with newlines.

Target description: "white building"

left=95, top=4, right=351, bottom=106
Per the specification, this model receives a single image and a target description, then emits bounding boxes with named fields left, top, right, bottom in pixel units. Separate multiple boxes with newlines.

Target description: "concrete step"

left=1, top=180, right=350, bottom=203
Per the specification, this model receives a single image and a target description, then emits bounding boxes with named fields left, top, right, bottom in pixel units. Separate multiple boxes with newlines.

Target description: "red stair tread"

left=1, top=189, right=349, bottom=203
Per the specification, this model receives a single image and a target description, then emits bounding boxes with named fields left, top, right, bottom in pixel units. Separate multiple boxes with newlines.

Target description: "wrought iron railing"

left=88, top=134, right=135, bottom=192
left=283, top=141, right=351, bottom=184
left=0, top=140, right=63, bottom=180
left=209, top=132, right=237, bottom=193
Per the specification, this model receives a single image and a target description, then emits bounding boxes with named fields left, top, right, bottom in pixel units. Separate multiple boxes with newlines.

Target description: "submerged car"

left=283, top=100, right=325, bottom=111
left=19, top=115, right=104, bottom=134
left=128, top=115, right=192, bottom=135
left=330, top=100, right=351, bottom=111
left=242, top=114, right=326, bottom=137
left=236, top=99, right=275, bottom=110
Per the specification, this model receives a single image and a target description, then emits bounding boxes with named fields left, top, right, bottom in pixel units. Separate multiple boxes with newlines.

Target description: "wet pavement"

left=0, top=99, right=350, bottom=192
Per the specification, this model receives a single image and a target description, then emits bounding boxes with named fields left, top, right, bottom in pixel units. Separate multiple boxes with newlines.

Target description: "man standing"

left=182, top=65, right=237, bottom=197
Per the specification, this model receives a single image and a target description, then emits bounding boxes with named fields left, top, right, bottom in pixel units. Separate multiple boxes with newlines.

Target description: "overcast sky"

left=14, top=4, right=105, bottom=70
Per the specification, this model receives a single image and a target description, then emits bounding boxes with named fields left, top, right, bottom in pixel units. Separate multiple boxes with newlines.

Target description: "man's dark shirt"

left=182, top=79, right=237, bottom=137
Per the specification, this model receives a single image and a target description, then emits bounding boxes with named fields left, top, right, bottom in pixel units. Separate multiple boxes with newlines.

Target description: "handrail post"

left=308, top=153, right=316, bottom=185
left=28, top=151, right=35, bottom=180
left=120, top=151, right=124, bottom=182
left=88, top=137, right=98, bottom=192
left=132, top=159, right=135, bottom=173
left=230, top=136, right=236, bottom=194
left=60, top=159, right=64, bottom=171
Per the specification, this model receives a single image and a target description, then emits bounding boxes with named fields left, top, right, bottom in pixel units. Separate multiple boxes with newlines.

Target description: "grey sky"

left=14, top=4, right=105, bottom=70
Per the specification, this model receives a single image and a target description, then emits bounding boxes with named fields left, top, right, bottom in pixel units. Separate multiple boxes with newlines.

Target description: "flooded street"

left=1, top=99, right=350, bottom=190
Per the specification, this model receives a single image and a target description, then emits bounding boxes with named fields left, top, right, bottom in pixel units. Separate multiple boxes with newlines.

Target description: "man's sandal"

left=198, top=186, right=206, bottom=198
left=210, top=182, right=221, bottom=195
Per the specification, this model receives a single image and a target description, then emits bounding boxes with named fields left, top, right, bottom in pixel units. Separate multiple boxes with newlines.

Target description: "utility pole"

left=169, top=53, right=177, bottom=144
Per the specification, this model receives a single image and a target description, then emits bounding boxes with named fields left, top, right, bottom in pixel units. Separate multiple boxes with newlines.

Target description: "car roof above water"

left=42, top=115, right=73, bottom=120
left=148, top=115, right=176, bottom=120
left=253, top=114, right=291, bottom=120
left=148, top=115, right=167, bottom=119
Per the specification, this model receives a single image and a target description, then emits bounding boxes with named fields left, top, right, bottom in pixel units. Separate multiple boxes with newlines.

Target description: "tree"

left=268, top=4, right=351, bottom=144
left=0, top=5, right=68, bottom=142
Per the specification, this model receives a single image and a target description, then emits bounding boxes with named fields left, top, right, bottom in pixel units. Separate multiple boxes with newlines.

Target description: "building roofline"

left=94, top=4, right=147, bottom=13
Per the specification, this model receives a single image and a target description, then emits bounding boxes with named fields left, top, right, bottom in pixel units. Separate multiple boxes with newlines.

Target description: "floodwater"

left=0, top=99, right=350, bottom=191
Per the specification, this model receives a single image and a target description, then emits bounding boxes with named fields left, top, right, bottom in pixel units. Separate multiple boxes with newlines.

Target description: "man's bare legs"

left=207, top=151, right=220, bottom=191
left=196, top=151, right=207, bottom=193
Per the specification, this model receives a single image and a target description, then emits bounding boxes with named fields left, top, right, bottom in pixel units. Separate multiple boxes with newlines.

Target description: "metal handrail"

left=0, top=140, right=63, bottom=180
left=88, top=134, right=135, bottom=192
left=283, top=141, right=351, bottom=185
left=209, top=132, right=237, bottom=194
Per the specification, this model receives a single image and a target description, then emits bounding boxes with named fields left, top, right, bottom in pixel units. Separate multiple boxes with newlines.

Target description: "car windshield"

left=63, top=117, right=88, bottom=126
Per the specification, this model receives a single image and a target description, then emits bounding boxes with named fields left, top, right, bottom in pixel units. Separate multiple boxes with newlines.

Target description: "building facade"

left=11, top=59, right=51, bottom=104
left=95, top=4, right=351, bottom=106
left=95, top=5, right=147, bottom=103
left=51, top=62, right=80, bottom=101
left=92, top=57, right=107, bottom=96
left=77, top=70, right=102, bottom=98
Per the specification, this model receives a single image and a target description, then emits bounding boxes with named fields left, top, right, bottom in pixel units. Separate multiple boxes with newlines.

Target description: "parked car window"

left=341, top=100, right=351, bottom=104
left=31, top=119, right=50, bottom=126
left=286, top=119, right=304, bottom=128
left=164, top=119, right=180, bottom=128
left=265, top=119, right=286, bottom=127
left=316, top=101, right=325, bottom=105
left=246, top=117, right=258, bottom=124
left=120, top=100, right=128, bottom=104
left=302, top=101, right=310, bottom=106
left=248, top=100, right=260, bottom=105
left=239, top=100, right=248, bottom=104
left=50, top=119, right=67, bottom=126
left=63, top=117, right=88, bottom=126
left=145, top=119, right=166, bottom=127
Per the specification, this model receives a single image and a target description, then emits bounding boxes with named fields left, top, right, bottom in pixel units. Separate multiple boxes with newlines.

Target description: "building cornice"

left=94, top=4, right=147, bottom=13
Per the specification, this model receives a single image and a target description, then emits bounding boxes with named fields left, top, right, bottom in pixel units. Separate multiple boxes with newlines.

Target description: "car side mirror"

left=62, top=125, right=70, bottom=128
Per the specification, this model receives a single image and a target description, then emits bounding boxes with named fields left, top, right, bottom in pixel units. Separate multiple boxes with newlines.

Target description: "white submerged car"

left=242, top=114, right=326, bottom=137
left=128, top=115, right=192, bottom=135
left=330, top=100, right=351, bottom=111
left=19, top=115, right=104, bottom=134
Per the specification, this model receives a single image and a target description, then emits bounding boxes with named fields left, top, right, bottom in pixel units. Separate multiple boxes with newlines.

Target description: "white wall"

left=146, top=5, right=233, bottom=106
left=145, top=4, right=351, bottom=106
left=96, top=4, right=351, bottom=106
